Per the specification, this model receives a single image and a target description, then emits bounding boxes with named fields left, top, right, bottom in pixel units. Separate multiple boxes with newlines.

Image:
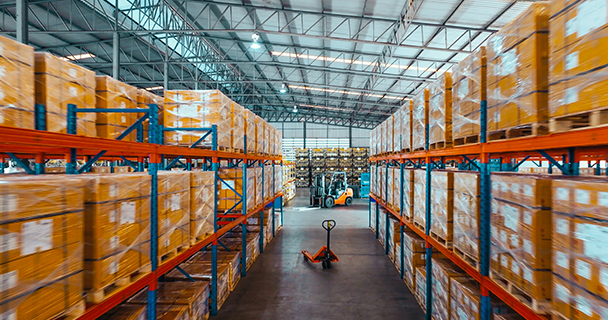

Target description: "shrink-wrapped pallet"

left=274, top=165, right=283, bottom=196
left=266, top=124, right=273, bottom=155
left=392, top=113, right=401, bottom=153
left=81, top=173, right=151, bottom=302
left=432, top=258, right=468, bottom=320
left=403, top=168, right=415, bottom=220
left=95, top=76, right=138, bottom=141
left=551, top=176, right=608, bottom=319
left=415, top=266, right=427, bottom=309
left=490, top=173, right=552, bottom=311
left=0, top=35, right=35, bottom=130
left=190, top=171, right=214, bottom=243
left=158, top=171, right=190, bottom=259
left=231, top=102, right=244, bottom=152
left=392, top=167, right=402, bottom=213
left=264, top=165, right=273, bottom=200
left=164, top=262, right=228, bottom=310
left=548, top=0, right=608, bottom=132
left=188, top=249, right=241, bottom=291
left=412, top=88, right=429, bottom=151
left=219, top=233, right=260, bottom=269
left=400, top=101, right=413, bottom=152
left=34, top=52, right=96, bottom=136
left=156, top=305, right=190, bottom=320
left=413, top=169, right=427, bottom=229
left=217, top=167, right=255, bottom=212
left=449, top=277, right=481, bottom=320
left=97, top=304, right=145, bottom=320
left=387, top=167, right=394, bottom=208
left=0, top=175, right=84, bottom=320
left=431, top=170, right=454, bottom=244
left=256, top=115, right=265, bottom=154
left=429, top=71, right=453, bottom=149
left=453, top=171, right=481, bottom=265
left=370, top=203, right=377, bottom=233
left=254, top=167, right=263, bottom=206
left=129, top=281, right=209, bottom=319
left=402, top=232, right=427, bottom=291
left=244, top=109, right=256, bottom=153
left=370, top=128, right=377, bottom=156
left=387, top=217, right=400, bottom=262
left=164, top=89, right=231, bottom=149
left=487, top=3, right=549, bottom=137
left=378, top=208, right=386, bottom=247
left=452, top=46, right=486, bottom=145
left=136, top=88, right=163, bottom=142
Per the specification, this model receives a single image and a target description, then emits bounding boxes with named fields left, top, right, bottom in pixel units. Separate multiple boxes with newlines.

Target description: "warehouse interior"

left=0, top=0, right=606, bottom=319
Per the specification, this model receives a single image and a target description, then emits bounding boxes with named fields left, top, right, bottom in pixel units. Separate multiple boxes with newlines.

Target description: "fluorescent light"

left=145, top=86, right=163, bottom=91
left=292, top=105, right=298, bottom=113
left=250, top=42, right=261, bottom=49
left=300, top=104, right=392, bottom=115
left=270, top=51, right=448, bottom=74
left=61, top=53, right=96, bottom=61
left=279, top=84, right=288, bottom=93
left=250, top=33, right=261, bottom=49
left=288, top=85, right=408, bottom=101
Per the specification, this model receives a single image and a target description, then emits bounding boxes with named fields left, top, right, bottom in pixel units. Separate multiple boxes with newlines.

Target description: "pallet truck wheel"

left=322, top=261, right=327, bottom=269
left=345, top=197, right=353, bottom=206
left=327, top=261, right=332, bottom=269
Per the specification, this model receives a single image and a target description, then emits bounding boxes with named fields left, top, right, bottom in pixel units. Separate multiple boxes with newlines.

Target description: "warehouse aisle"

left=214, top=191, right=425, bottom=320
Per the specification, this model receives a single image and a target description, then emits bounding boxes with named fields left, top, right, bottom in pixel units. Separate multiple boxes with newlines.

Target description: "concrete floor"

left=214, top=190, right=425, bottom=320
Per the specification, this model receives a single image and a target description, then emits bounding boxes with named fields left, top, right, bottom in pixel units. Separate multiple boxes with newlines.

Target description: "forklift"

left=309, top=172, right=354, bottom=208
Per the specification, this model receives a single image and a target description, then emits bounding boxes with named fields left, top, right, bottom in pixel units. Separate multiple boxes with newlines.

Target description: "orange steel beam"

left=370, top=194, right=548, bottom=320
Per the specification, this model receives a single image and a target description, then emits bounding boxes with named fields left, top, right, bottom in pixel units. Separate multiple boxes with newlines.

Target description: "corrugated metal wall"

left=268, top=122, right=370, bottom=148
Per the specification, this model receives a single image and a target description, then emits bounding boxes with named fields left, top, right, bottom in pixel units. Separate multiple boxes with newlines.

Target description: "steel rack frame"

left=369, top=101, right=608, bottom=320
left=0, top=104, right=283, bottom=320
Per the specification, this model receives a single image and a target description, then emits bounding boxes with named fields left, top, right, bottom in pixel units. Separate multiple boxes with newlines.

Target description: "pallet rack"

left=369, top=102, right=608, bottom=320
left=0, top=103, right=283, bottom=320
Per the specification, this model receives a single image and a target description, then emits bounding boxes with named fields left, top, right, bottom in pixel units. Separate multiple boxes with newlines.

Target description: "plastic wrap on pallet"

left=219, top=232, right=259, bottom=268
left=490, top=173, right=552, bottom=307
left=403, top=169, right=415, bottom=220
left=429, top=71, right=453, bottom=147
left=256, top=116, right=265, bottom=155
left=379, top=166, right=386, bottom=202
left=453, top=171, right=481, bottom=263
left=400, top=101, right=413, bottom=152
left=136, top=88, right=163, bottom=143
left=35, top=52, right=96, bottom=136
left=412, top=88, right=429, bottom=150
left=392, top=113, right=401, bottom=153
left=378, top=208, right=386, bottom=247
left=387, top=217, right=400, bottom=262
left=548, top=0, right=608, bottom=126
left=393, top=167, right=401, bottom=213
left=370, top=165, right=376, bottom=196
left=369, top=129, right=376, bottom=156
left=452, top=46, right=486, bottom=142
left=129, top=280, right=209, bottom=319
left=80, top=173, right=151, bottom=298
left=403, top=232, right=427, bottom=290
left=0, top=175, right=84, bottom=320
left=274, top=165, right=283, bottom=196
left=370, top=203, right=377, bottom=232
left=415, top=266, right=427, bottom=309
left=0, top=35, right=35, bottom=130
left=190, top=170, right=214, bottom=243
left=253, top=167, right=262, bottom=207
left=156, top=304, right=190, bottom=320
left=189, top=250, right=241, bottom=291
left=486, top=3, right=549, bottom=134
left=551, top=176, right=608, bottom=319
left=413, top=169, right=427, bottom=229
left=231, top=102, right=244, bottom=151
left=449, top=277, right=481, bottom=320
left=266, top=124, right=273, bottom=155
left=158, top=171, right=191, bottom=260
left=97, top=304, right=145, bottom=320
left=164, top=89, right=231, bottom=149
left=218, top=167, right=255, bottom=212
left=95, top=76, right=139, bottom=141
left=264, top=165, right=273, bottom=200
left=275, top=128, right=282, bottom=156
left=432, top=258, right=469, bottom=320
left=244, top=109, right=256, bottom=153
left=164, top=262, right=229, bottom=310
left=387, top=167, right=394, bottom=208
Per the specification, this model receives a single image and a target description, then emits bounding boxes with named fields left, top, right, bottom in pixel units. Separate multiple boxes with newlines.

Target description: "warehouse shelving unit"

left=369, top=103, right=608, bottom=320
left=0, top=104, right=283, bottom=320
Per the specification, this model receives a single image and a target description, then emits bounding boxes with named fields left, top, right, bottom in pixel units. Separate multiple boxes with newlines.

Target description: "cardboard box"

left=452, top=46, right=486, bottom=141
left=244, top=109, right=256, bottom=153
left=412, top=89, right=429, bottom=150
left=432, top=258, right=469, bottom=320
left=453, top=171, right=481, bottom=261
left=0, top=35, right=35, bottom=130
left=413, top=169, right=426, bottom=229
left=429, top=72, right=453, bottom=146
left=450, top=277, right=481, bottom=320
left=129, top=281, right=209, bottom=319
left=431, top=170, right=454, bottom=242
left=231, top=102, right=244, bottom=151
left=189, top=250, right=241, bottom=291
left=190, top=171, right=214, bottom=242
left=158, top=172, right=190, bottom=258
left=95, top=76, right=138, bottom=141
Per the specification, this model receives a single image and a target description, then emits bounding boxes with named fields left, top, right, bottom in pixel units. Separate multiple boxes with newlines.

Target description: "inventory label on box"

left=21, top=219, right=52, bottom=255
left=120, top=202, right=136, bottom=225
left=0, top=271, right=17, bottom=293
left=0, top=233, right=17, bottom=253
left=0, top=310, right=16, bottom=320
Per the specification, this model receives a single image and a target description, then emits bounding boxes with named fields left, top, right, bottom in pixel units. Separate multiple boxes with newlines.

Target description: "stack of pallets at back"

left=351, top=148, right=369, bottom=187
left=311, top=148, right=326, bottom=180
left=295, top=148, right=310, bottom=188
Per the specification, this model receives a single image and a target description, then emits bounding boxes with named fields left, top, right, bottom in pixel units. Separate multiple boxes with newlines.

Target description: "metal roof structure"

left=0, top=0, right=531, bottom=128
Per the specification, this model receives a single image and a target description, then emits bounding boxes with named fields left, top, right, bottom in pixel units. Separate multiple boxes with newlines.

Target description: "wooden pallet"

left=190, top=233, right=214, bottom=246
left=549, top=108, right=608, bottom=133
left=551, top=311, right=568, bottom=320
left=453, top=134, right=480, bottom=146
left=430, top=231, right=452, bottom=249
left=401, top=148, right=412, bottom=153
left=52, top=300, right=85, bottom=320
left=160, top=244, right=190, bottom=262
left=86, top=264, right=152, bottom=303
left=490, top=271, right=552, bottom=314
left=488, top=123, right=548, bottom=141
left=429, top=140, right=453, bottom=150
left=452, top=247, right=479, bottom=271
left=413, top=147, right=425, bottom=152
left=219, top=147, right=244, bottom=154
left=413, top=221, right=426, bottom=233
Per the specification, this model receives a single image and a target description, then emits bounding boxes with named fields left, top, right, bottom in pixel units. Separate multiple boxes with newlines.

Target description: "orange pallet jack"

left=302, top=220, right=339, bottom=269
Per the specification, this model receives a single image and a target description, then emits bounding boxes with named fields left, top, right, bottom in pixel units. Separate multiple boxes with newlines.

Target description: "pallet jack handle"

left=322, top=220, right=336, bottom=260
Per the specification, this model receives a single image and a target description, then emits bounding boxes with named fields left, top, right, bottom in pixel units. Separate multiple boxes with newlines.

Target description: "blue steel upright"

left=385, top=162, right=389, bottom=255
left=399, top=162, right=405, bottom=278
left=272, top=162, right=276, bottom=237
left=479, top=100, right=492, bottom=320
left=241, top=146, right=248, bottom=277
left=425, top=122, right=433, bottom=320
left=146, top=103, right=159, bottom=320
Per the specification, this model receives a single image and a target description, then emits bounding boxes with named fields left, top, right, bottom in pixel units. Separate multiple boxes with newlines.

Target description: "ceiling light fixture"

left=279, top=83, right=288, bottom=94
left=145, top=86, right=163, bottom=91
left=61, top=53, right=96, bottom=61
left=288, top=85, right=408, bottom=101
left=270, top=51, right=448, bottom=74
left=292, top=105, right=298, bottom=113
left=250, top=33, right=261, bottom=49
left=300, top=104, right=392, bottom=115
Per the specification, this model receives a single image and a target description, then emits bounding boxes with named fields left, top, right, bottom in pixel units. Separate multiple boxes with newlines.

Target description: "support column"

left=112, top=0, right=120, bottom=79
left=16, top=0, right=28, bottom=44
left=164, top=61, right=169, bottom=91
left=349, top=125, right=353, bottom=148
left=302, top=121, right=307, bottom=149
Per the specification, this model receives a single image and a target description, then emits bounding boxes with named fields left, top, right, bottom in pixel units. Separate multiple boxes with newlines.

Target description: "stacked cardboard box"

left=387, top=217, right=401, bottom=262
left=415, top=266, right=427, bottom=309
left=413, top=169, right=427, bottom=230
left=190, top=171, right=214, bottom=244
left=163, top=90, right=231, bottom=149
left=386, top=167, right=394, bottom=209
left=165, top=262, right=229, bottom=310
left=450, top=277, right=481, bottom=320
left=429, top=72, right=453, bottom=149
left=82, top=173, right=151, bottom=303
left=244, top=109, right=256, bottom=153
left=188, top=250, right=241, bottom=292
left=452, top=46, right=486, bottom=145
left=231, top=102, right=244, bottom=152
left=491, top=173, right=552, bottom=312
left=129, top=281, right=210, bottom=319
left=0, top=36, right=35, bottom=130
left=402, top=232, right=427, bottom=291
left=551, top=176, right=608, bottom=319
left=412, top=89, right=429, bottom=151
left=400, top=101, right=413, bottom=152
left=97, top=304, right=145, bottom=320
left=432, top=258, right=469, bottom=320
left=370, top=204, right=377, bottom=233
left=453, top=171, right=481, bottom=265
left=34, top=52, right=96, bottom=135
left=431, top=170, right=454, bottom=244
left=219, top=233, right=260, bottom=270
left=264, top=165, right=273, bottom=201
left=255, top=116, right=265, bottom=155
left=158, top=172, right=190, bottom=260
left=95, top=76, right=138, bottom=141
left=136, top=88, right=163, bottom=143
left=391, top=167, right=402, bottom=213
left=0, top=175, right=84, bottom=320
left=487, top=3, right=549, bottom=136
left=217, top=167, right=254, bottom=213
left=549, top=0, right=608, bottom=130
